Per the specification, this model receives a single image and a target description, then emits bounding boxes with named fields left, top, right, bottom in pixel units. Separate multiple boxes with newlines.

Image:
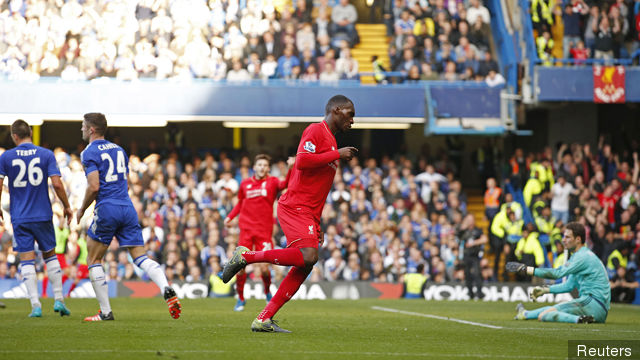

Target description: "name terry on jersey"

left=16, top=149, right=37, bottom=156
left=97, top=143, right=119, bottom=151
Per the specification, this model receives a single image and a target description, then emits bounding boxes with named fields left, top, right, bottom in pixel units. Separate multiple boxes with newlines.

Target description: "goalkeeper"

left=506, top=222, right=610, bottom=324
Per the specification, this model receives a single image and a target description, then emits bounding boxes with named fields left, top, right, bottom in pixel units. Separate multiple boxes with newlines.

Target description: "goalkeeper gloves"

left=530, top=286, right=550, bottom=301
left=505, top=262, right=535, bottom=276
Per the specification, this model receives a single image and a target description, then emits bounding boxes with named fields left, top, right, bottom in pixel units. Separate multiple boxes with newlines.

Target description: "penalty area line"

left=371, top=306, right=503, bottom=329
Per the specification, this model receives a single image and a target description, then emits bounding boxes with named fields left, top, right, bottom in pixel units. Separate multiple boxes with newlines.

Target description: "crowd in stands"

left=0, top=0, right=363, bottom=82
left=488, top=136, right=640, bottom=303
left=0, top=133, right=637, bottom=302
left=0, top=0, right=505, bottom=84
left=532, top=0, right=640, bottom=65
left=380, top=0, right=504, bottom=85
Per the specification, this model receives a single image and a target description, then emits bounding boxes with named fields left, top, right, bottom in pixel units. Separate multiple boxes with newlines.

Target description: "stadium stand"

left=0, top=0, right=501, bottom=83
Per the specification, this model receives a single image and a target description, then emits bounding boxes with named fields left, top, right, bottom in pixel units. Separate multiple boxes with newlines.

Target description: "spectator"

left=331, top=0, right=359, bottom=46
left=467, top=0, right=490, bottom=26
left=335, top=48, right=359, bottom=80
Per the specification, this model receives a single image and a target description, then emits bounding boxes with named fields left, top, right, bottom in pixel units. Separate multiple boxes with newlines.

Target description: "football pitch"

left=1, top=298, right=639, bottom=360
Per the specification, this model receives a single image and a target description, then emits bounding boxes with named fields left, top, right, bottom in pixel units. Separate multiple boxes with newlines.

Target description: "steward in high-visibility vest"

left=505, top=211, right=524, bottom=244
left=535, top=206, right=556, bottom=246
left=372, top=55, right=387, bottom=84
left=515, top=227, right=546, bottom=267
left=550, top=222, right=563, bottom=253
left=403, top=264, right=428, bottom=299
left=501, top=200, right=523, bottom=221
left=210, top=271, right=235, bottom=297
left=524, top=177, right=543, bottom=207
left=607, top=249, right=628, bottom=272
left=537, top=31, right=555, bottom=66
left=531, top=0, right=555, bottom=29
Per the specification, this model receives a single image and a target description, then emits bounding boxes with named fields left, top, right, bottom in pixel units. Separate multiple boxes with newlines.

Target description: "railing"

left=534, top=58, right=634, bottom=66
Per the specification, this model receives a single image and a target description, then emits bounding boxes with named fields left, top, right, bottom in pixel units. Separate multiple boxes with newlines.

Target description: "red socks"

left=242, top=248, right=305, bottom=268
left=257, top=266, right=311, bottom=321
left=262, top=273, right=271, bottom=296
left=236, top=272, right=247, bottom=301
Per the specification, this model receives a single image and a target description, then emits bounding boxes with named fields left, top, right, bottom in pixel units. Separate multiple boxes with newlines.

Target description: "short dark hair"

left=11, top=119, right=31, bottom=139
left=254, top=154, right=271, bottom=165
left=417, top=263, right=425, bottom=273
left=83, top=112, right=107, bottom=136
left=325, top=95, right=353, bottom=115
left=565, top=222, right=585, bottom=244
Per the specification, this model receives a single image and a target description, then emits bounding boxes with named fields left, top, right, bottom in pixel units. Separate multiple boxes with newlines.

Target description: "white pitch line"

left=371, top=306, right=503, bottom=329
left=0, top=349, right=558, bottom=359
left=507, top=327, right=640, bottom=333
left=371, top=306, right=640, bottom=334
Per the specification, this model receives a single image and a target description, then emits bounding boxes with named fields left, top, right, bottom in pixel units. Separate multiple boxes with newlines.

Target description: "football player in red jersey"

left=222, top=95, right=358, bottom=332
left=224, top=154, right=293, bottom=311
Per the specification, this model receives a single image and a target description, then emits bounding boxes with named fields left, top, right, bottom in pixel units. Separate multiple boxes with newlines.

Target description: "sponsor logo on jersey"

left=303, top=141, right=316, bottom=153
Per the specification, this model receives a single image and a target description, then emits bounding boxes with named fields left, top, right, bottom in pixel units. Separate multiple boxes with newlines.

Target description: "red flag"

left=594, top=65, right=625, bottom=103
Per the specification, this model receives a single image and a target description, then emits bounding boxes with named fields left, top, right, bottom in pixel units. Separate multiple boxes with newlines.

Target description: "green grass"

left=1, top=298, right=639, bottom=359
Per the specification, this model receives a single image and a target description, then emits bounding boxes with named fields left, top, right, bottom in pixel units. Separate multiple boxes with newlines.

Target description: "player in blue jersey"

left=507, top=222, right=610, bottom=324
left=0, top=120, right=73, bottom=317
left=77, top=113, right=181, bottom=321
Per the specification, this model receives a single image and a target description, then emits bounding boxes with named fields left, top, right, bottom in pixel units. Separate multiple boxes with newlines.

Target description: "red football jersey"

left=279, top=121, right=340, bottom=221
left=227, top=176, right=287, bottom=234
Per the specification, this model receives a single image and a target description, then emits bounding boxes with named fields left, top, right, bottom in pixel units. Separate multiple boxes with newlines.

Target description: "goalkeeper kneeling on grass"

left=506, top=222, right=610, bottom=324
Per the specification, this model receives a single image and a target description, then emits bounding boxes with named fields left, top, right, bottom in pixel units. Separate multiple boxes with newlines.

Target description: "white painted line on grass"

left=0, top=349, right=558, bottom=359
left=506, top=327, right=640, bottom=333
left=371, top=305, right=503, bottom=329
left=370, top=306, right=640, bottom=334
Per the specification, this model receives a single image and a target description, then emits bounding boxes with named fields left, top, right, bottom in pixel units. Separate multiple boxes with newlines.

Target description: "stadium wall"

left=535, top=67, right=640, bottom=102
left=2, top=279, right=623, bottom=304
left=0, top=80, right=506, bottom=121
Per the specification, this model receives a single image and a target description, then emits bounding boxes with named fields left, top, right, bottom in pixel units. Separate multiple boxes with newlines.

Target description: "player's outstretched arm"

left=225, top=184, right=245, bottom=225
left=77, top=171, right=100, bottom=224
left=507, top=257, right=586, bottom=280
left=50, top=175, right=73, bottom=225
left=296, top=150, right=340, bottom=170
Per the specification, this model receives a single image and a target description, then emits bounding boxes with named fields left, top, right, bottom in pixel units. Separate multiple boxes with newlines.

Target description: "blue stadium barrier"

left=536, top=67, right=640, bottom=102
left=0, top=79, right=516, bottom=129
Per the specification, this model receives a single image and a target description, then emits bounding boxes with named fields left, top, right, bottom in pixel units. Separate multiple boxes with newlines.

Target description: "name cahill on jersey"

left=97, top=143, right=119, bottom=151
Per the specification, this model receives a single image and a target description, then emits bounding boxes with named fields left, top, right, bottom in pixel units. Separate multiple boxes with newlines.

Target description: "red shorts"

left=77, top=264, right=89, bottom=280
left=238, top=230, right=274, bottom=251
left=277, top=204, right=321, bottom=249
left=56, top=253, right=68, bottom=269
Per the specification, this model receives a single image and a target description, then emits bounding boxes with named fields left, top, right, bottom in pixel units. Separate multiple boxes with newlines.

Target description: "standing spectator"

left=594, top=16, right=615, bottom=60
left=551, top=175, right=577, bottom=224
left=457, top=214, right=487, bottom=300
left=563, top=1, right=589, bottom=60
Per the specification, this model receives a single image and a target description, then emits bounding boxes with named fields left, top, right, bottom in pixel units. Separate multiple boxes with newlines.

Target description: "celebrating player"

left=224, top=154, right=293, bottom=312
left=222, top=95, right=358, bottom=332
left=0, top=120, right=73, bottom=317
left=77, top=113, right=181, bottom=321
left=507, top=222, right=610, bottom=324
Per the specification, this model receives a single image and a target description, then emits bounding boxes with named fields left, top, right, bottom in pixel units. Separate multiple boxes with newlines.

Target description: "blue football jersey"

left=0, top=143, right=60, bottom=224
left=80, top=139, right=131, bottom=207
